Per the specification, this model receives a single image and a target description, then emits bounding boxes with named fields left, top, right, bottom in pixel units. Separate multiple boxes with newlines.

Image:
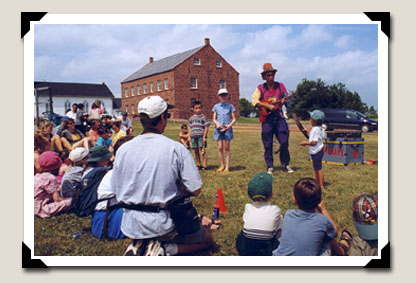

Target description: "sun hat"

left=138, top=96, right=174, bottom=118
left=38, top=151, right=62, bottom=171
left=69, top=147, right=89, bottom=163
left=87, top=145, right=113, bottom=162
left=352, top=193, right=378, bottom=240
left=248, top=172, right=273, bottom=201
left=309, top=110, right=325, bottom=121
left=217, top=88, right=229, bottom=96
left=261, top=62, right=277, bottom=76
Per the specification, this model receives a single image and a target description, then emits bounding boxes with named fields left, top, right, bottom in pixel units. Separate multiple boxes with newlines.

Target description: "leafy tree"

left=287, top=78, right=369, bottom=120
left=239, top=98, right=256, bottom=117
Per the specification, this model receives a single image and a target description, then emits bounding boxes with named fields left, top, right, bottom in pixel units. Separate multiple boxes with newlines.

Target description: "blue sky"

left=34, top=24, right=378, bottom=108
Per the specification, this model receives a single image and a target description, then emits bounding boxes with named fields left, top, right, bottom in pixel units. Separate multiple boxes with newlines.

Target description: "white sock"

left=164, top=243, right=178, bottom=255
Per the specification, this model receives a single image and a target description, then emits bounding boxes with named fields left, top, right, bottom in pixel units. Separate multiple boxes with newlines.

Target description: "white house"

left=34, top=81, right=116, bottom=117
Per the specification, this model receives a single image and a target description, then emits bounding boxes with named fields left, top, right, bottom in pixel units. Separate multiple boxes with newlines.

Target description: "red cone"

left=216, top=188, right=227, bottom=213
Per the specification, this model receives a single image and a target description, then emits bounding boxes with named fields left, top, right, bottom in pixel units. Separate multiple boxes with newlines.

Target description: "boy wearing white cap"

left=60, top=148, right=89, bottom=198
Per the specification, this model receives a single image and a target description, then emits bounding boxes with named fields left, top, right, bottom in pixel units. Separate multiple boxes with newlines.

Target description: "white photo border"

left=24, top=13, right=388, bottom=267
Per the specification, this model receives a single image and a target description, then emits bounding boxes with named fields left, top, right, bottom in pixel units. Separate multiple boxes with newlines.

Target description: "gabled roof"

left=122, top=46, right=204, bottom=83
left=34, top=81, right=115, bottom=98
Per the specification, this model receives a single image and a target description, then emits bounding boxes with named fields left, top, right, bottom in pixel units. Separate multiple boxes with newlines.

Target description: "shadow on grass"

left=205, top=165, right=246, bottom=171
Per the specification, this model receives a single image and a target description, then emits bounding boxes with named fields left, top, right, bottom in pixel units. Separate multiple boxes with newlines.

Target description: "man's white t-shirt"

left=111, top=133, right=201, bottom=239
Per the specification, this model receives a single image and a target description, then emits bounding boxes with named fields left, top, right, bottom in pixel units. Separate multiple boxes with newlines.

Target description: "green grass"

left=34, top=120, right=378, bottom=256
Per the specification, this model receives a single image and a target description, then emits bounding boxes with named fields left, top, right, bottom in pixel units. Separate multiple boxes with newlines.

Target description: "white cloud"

left=34, top=24, right=378, bottom=107
left=297, top=25, right=332, bottom=48
left=335, top=35, right=353, bottom=49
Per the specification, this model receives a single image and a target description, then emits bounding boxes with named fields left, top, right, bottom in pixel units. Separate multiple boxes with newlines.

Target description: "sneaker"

left=144, top=240, right=165, bottom=256
left=284, top=165, right=294, bottom=174
left=267, top=167, right=274, bottom=175
left=123, top=239, right=144, bottom=256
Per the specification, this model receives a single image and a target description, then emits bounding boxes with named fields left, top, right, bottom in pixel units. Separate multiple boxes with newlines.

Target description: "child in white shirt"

left=300, top=110, right=326, bottom=190
left=236, top=172, right=283, bottom=256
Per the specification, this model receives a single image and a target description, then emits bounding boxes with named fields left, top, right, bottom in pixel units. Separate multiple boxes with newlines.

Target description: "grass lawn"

left=34, top=119, right=378, bottom=256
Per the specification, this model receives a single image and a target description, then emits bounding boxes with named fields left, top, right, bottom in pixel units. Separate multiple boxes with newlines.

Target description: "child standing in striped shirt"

left=189, top=100, right=210, bottom=170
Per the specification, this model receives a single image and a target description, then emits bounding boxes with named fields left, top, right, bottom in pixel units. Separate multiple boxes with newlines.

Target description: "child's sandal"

left=339, top=229, right=353, bottom=255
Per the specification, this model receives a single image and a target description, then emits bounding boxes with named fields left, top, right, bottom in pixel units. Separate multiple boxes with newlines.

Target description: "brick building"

left=121, top=38, right=240, bottom=119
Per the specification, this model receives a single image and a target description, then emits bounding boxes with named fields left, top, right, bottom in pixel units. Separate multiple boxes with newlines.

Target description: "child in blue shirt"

left=95, top=127, right=113, bottom=152
left=273, top=178, right=338, bottom=256
left=212, top=88, right=236, bottom=172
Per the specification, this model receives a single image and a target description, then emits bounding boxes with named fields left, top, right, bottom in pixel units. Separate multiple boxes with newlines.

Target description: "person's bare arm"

left=318, top=199, right=339, bottom=237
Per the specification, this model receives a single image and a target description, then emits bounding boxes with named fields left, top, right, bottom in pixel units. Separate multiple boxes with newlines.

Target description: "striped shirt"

left=242, top=202, right=283, bottom=240
left=189, top=114, right=210, bottom=138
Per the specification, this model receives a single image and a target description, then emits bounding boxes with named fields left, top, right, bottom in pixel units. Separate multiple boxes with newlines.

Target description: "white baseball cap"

left=217, top=88, right=229, bottom=96
left=138, top=96, right=174, bottom=118
left=69, top=147, right=89, bottom=163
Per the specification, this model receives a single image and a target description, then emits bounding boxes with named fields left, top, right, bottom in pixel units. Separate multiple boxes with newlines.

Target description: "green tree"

left=287, top=78, right=369, bottom=119
left=239, top=98, right=256, bottom=117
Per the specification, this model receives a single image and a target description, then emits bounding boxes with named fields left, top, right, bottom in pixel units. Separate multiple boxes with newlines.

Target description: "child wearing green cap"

left=235, top=172, right=283, bottom=256
left=300, top=110, right=326, bottom=190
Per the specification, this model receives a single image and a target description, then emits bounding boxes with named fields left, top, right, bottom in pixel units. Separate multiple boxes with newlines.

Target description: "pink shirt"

left=34, top=172, right=71, bottom=218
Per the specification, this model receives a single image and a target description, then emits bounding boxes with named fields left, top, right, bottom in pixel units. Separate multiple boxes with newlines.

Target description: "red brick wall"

left=121, top=71, right=175, bottom=116
left=121, top=44, right=240, bottom=120
left=173, top=45, right=240, bottom=120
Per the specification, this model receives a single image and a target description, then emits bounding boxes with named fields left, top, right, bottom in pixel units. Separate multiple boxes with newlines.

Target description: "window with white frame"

left=125, top=105, right=129, bottom=113
left=143, top=83, right=148, bottom=94
left=190, top=78, right=198, bottom=89
left=157, top=80, right=162, bottom=91
left=216, top=59, right=222, bottom=68
left=137, top=85, right=141, bottom=95
left=150, top=82, right=154, bottom=93
left=131, top=104, right=135, bottom=114
left=194, top=57, right=201, bottom=65
left=124, top=87, right=129, bottom=97
left=131, top=86, right=134, bottom=96
left=164, top=78, right=169, bottom=90
left=220, top=80, right=226, bottom=89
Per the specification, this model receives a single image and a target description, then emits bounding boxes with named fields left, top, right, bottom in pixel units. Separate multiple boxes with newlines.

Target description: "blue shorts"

left=311, top=148, right=324, bottom=170
left=214, top=128, right=233, bottom=141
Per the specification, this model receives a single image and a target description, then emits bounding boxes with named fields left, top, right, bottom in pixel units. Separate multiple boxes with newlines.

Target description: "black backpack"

left=70, top=167, right=110, bottom=217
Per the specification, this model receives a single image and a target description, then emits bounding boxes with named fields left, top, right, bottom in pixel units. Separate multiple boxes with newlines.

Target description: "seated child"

left=111, top=120, right=127, bottom=147
left=335, top=193, right=378, bottom=256
left=60, top=147, right=89, bottom=198
left=95, top=127, right=113, bottom=151
left=34, top=151, right=72, bottom=218
left=178, top=124, right=191, bottom=149
left=88, top=119, right=101, bottom=147
left=91, top=138, right=132, bottom=239
left=273, top=178, right=338, bottom=256
left=100, top=114, right=113, bottom=131
left=236, top=172, right=283, bottom=256
left=56, top=150, right=70, bottom=185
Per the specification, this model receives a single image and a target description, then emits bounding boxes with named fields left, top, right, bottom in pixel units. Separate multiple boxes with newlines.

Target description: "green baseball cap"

left=248, top=172, right=273, bottom=201
left=88, top=145, right=113, bottom=162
